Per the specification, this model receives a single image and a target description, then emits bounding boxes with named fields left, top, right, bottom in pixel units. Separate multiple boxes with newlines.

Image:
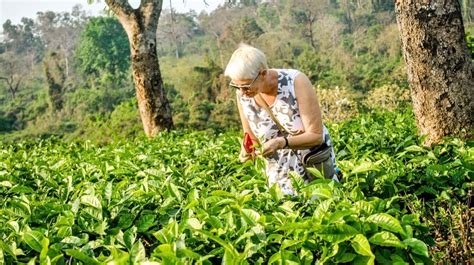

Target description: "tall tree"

left=156, top=10, right=200, bottom=58
left=37, top=6, right=87, bottom=77
left=99, top=0, right=173, bottom=136
left=0, top=52, right=24, bottom=100
left=286, top=0, right=329, bottom=50
left=44, top=52, right=66, bottom=111
left=2, top=18, right=43, bottom=67
left=2, top=18, right=43, bottom=56
left=395, top=0, right=474, bottom=145
left=75, top=16, right=130, bottom=81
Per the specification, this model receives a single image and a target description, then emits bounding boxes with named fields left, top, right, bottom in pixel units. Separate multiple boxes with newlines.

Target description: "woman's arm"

left=287, top=73, right=324, bottom=149
left=261, top=73, right=324, bottom=157
left=236, top=92, right=259, bottom=162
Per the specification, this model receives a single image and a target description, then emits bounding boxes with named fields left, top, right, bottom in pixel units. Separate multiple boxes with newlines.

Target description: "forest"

left=0, top=0, right=473, bottom=264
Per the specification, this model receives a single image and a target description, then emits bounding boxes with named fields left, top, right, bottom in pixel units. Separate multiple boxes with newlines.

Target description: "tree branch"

left=140, top=0, right=163, bottom=27
left=13, top=76, right=23, bottom=93
left=105, top=0, right=134, bottom=17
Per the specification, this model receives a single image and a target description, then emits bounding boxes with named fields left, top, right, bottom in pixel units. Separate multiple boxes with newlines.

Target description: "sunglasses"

left=229, top=72, right=260, bottom=91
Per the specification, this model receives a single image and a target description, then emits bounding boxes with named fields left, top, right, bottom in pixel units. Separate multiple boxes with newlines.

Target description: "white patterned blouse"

left=238, top=69, right=337, bottom=195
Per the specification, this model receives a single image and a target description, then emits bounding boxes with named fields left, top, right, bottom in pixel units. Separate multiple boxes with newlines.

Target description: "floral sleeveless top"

left=238, top=69, right=337, bottom=195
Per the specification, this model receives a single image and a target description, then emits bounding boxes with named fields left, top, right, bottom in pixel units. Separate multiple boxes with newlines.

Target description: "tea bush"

left=0, top=110, right=472, bottom=264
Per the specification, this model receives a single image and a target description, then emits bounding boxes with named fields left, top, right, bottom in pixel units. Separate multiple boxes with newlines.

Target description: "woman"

left=225, top=44, right=338, bottom=195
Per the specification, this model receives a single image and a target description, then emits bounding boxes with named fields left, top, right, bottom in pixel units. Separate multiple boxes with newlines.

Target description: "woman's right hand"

left=239, top=146, right=253, bottom=163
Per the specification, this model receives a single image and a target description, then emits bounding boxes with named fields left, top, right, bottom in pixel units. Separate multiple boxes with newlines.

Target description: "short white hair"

left=224, top=43, right=268, bottom=80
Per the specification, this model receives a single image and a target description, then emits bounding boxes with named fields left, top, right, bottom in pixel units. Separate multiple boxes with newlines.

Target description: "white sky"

left=0, top=0, right=224, bottom=25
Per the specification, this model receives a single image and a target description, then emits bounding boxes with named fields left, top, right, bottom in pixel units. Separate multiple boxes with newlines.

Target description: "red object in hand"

left=244, top=132, right=255, bottom=153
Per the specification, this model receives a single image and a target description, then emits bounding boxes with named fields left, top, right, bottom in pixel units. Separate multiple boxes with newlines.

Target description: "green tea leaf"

left=304, top=186, right=332, bottom=199
left=195, top=230, right=239, bottom=259
left=314, top=224, right=359, bottom=243
left=241, top=209, right=261, bottom=226
left=351, top=160, right=381, bottom=175
left=136, top=214, right=156, bottom=232
left=124, top=226, right=137, bottom=250
left=281, top=239, right=303, bottom=250
left=39, top=238, right=49, bottom=265
left=61, top=236, right=82, bottom=245
left=289, top=171, right=304, bottom=192
left=306, top=167, right=324, bottom=179
left=104, top=181, right=113, bottom=204
left=7, top=221, right=19, bottom=234
left=168, top=182, right=182, bottom=201
left=367, top=213, right=404, bottom=235
left=269, top=183, right=283, bottom=202
left=187, top=218, right=203, bottom=230
left=0, top=241, right=16, bottom=260
left=207, top=216, right=223, bottom=229
left=65, top=249, right=100, bottom=265
left=23, top=230, right=44, bottom=252
left=404, top=145, right=427, bottom=153
left=351, top=234, right=374, bottom=258
left=80, top=195, right=102, bottom=209
left=0, top=181, right=12, bottom=188
left=353, top=255, right=375, bottom=265
left=177, top=248, right=202, bottom=260
left=403, top=238, right=428, bottom=257
left=118, top=213, right=134, bottom=229
left=327, top=210, right=353, bottom=224
left=369, top=231, right=406, bottom=248
left=335, top=253, right=356, bottom=263
left=130, top=241, right=146, bottom=264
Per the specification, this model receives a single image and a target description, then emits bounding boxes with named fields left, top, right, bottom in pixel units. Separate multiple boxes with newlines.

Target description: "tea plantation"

left=0, top=111, right=472, bottom=264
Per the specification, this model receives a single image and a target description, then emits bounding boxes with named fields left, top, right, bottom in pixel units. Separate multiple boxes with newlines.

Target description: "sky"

left=0, top=0, right=224, bottom=25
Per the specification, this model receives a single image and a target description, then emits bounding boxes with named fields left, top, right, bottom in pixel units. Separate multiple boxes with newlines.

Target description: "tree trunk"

left=307, top=14, right=317, bottom=50
left=106, top=0, right=174, bottom=137
left=395, top=0, right=474, bottom=145
left=0, top=76, right=21, bottom=100
left=44, top=54, right=65, bottom=111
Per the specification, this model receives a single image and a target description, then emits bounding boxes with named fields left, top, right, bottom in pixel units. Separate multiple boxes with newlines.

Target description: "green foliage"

left=317, top=85, right=362, bottom=122
left=0, top=110, right=15, bottom=132
left=364, top=84, right=411, bottom=111
left=64, top=86, right=132, bottom=117
left=466, top=31, right=474, bottom=59
left=0, top=111, right=471, bottom=263
left=74, top=17, right=130, bottom=80
left=43, top=52, right=67, bottom=111
left=2, top=18, right=43, bottom=57
left=64, top=98, right=144, bottom=143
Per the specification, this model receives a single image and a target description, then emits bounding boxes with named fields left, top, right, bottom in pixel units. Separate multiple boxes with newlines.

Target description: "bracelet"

left=283, top=136, right=289, bottom=149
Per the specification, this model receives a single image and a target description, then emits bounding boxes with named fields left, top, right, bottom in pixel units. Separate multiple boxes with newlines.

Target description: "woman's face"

left=229, top=72, right=261, bottom=97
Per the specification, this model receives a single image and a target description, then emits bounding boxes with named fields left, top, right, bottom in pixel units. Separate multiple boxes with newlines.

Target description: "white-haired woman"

left=225, top=44, right=338, bottom=195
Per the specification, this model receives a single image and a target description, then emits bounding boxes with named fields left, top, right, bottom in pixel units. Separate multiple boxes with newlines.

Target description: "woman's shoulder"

left=274, top=68, right=302, bottom=79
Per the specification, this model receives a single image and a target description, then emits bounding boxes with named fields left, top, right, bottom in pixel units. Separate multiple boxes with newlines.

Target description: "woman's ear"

left=260, top=69, right=268, bottom=77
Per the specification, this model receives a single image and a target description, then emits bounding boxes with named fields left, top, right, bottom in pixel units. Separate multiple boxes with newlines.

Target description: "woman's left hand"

left=259, top=137, right=285, bottom=157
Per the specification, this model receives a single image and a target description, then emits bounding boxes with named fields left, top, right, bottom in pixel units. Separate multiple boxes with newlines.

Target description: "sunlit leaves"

left=1, top=119, right=468, bottom=264
left=366, top=213, right=405, bottom=236
left=23, top=230, right=44, bottom=252
left=403, top=238, right=429, bottom=257
left=369, top=231, right=406, bottom=248
left=351, top=234, right=374, bottom=264
left=80, top=195, right=102, bottom=209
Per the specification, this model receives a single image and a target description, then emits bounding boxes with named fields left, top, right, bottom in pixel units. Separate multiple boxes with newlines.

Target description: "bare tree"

left=156, top=9, right=199, bottom=58
left=103, top=0, right=173, bottom=136
left=395, top=0, right=474, bottom=145
left=0, top=52, right=25, bottom=100
left=37, top=6, right=87, bottom=78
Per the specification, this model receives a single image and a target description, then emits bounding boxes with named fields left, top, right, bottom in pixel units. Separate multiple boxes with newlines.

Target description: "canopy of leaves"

left=74, top=17, right=130, bottom=78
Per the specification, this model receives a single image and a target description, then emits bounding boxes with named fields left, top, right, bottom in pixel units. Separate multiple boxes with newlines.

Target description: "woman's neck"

left=260, top=69, right=278, bottom=96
